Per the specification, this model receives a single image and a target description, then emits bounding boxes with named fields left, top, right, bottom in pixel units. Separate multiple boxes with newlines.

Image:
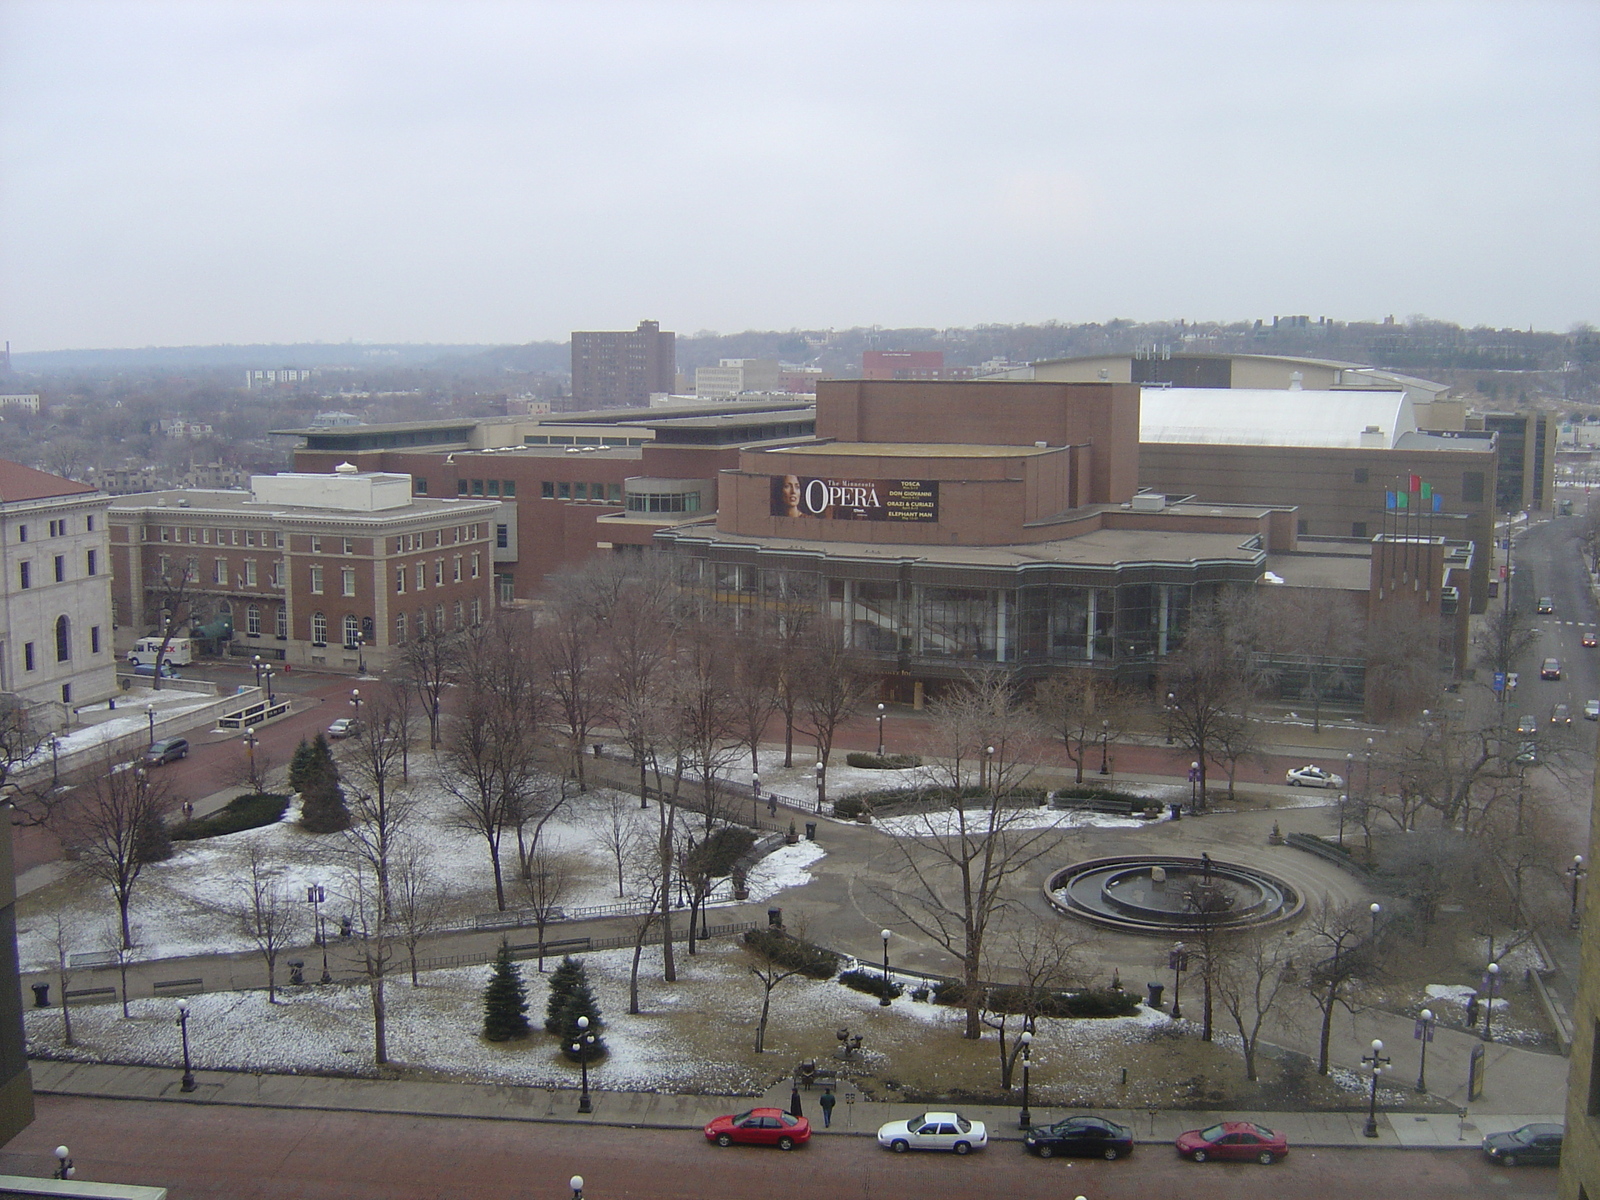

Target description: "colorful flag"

left=1420, top=481, right=1432, bottom=500
left=1385, top=491, right=1397, bottom=510
left=1409, top=474, right=1421, bottom=494
left=1397, top=492, right=1409, bottom=509
left=1433, top=494, right=1442, bottom=512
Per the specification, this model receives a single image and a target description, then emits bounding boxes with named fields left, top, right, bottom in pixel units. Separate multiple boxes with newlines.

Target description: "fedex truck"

left=127, top=637, right=197, bottom=668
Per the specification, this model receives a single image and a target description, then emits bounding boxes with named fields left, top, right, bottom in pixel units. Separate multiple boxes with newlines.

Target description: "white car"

left=1284, top=765, right=1344, bottom=789
left=877, top=1112, right=987, bottom=1155
left=327, top=718, right=360, bottom=740
left=1585, top=700, right=1599, bottom=721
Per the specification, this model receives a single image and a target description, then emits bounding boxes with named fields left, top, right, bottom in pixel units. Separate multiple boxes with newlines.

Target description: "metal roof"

left=1140, top=388, right=1414, bottom=449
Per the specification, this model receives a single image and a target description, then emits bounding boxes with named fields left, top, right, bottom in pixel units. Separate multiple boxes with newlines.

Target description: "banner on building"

left=770, top=475, right=938, bottom=522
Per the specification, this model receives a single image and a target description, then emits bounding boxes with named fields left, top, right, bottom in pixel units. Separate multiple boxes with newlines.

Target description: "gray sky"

left=2, top=0, right=1596, bottom=352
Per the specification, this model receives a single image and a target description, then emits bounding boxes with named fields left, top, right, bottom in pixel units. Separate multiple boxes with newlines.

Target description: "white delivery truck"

left=126, top=637, right=198, bottom=668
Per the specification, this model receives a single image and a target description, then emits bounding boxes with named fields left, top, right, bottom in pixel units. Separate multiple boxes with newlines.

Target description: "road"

left=0, top=1095, right=1558, bottom=1200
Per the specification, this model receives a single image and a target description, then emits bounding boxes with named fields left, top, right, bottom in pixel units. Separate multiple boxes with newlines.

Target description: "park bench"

left=63, top=986, right=117, bottom=1002
left=510, top=937, right=591, bottom=957
left=792, top=1060, right=838, bottom=1090
left=152, top=977, right=203, bottom=995
left=68, top=951, right=118, bottom=969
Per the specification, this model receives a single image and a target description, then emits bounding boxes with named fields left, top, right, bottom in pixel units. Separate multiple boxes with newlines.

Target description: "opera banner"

left=770, top=475, right=938, bottom=522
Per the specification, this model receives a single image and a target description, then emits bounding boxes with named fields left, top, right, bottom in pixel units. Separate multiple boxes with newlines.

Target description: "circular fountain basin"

left=1046, top=855, right=1301, bottom=935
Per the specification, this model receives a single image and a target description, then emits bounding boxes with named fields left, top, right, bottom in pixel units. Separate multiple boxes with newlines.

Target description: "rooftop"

left=108, top=488, right=499, bottom=524
left=0, top=459, right=98, bottom=504
left=776, top=442, right=1056, bottom=459
left=1140, top=388, right=1415, bottom=449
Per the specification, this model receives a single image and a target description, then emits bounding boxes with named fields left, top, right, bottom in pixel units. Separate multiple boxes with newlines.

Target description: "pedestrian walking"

left=818, top=1087, right=835, bottom=1128
left=789, top=1087, right=804, bottom=1119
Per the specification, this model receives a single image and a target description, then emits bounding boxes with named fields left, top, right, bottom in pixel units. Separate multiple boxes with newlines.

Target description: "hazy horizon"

left=3, top=1, right=1596, bottom=353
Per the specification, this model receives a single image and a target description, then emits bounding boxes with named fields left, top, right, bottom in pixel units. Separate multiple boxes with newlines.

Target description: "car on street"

left=704, top=1108, right=810, bottom=1150
left=1584, top=630, right=1598, bottom=648
left=877, top=1112, right=987, bottom=1154
left=1284, top=764, right=1344, bottom=789
left=1516, top=713, right=1539, bottom=734
left=131, top=662, right=181, bottom=678
left=1542, top=658, right=1562, bottom=680
left=142, top=737, right=189, bottom=766
left=1024, top=1115, right=1134, bottom=1159
left=1585, top=699, right=1599, bottom=721
left=1515, top=741, right=1538, bottom=766
left=1176, top=1121, right=1288, bottom=1164
left=327, top=718, right=361, bottom=739
left=1538, top=596, right=1555, bottom=613
left=1482, top=1122, right=1563, bottom=1167
left=1551, top=704, right=1572, bottom=726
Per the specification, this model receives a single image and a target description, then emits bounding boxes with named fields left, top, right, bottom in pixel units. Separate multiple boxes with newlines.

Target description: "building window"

left=416, top=607, right=427, bottom=635
left=276, top=606, right=288, bottom=638
left=86, top=549, right=98, bottom=576
left=496, top=572, right=515, bottom=604
left=310, top=565, right=324, bottom=594
left=558, top=482, right=571, bottom=500
left=471, top=552, right=480, bottom=578
left=487, top=480, right=500, bottom=497
left=247, top=604, right=261, bottom=635
left=157, top=555, right=169, bottom=578
left=416, top=563, right=426, bottom=590
left=271, top=560, right=284, bottom=587
left=310, top=536, right=322, bottom=553
left=344, top=614, right=360, bottom=646
left=575, top=482, right=588, bottom=500
left=17, top=524, right=27, bottom=542
left=22, top=643, right=34, bottom=671
left=470, top=597, right=482, bottom=624
left=1352, top=521, right=1369, bottom=539
left=434, top=559, right=444, bottom=586
left=91, top=625, right=101, bottom=653
left=342, top=567, right=356, bottom=597
left=453, top=556, right=462, bottom=582
left=457, top=480, right=468, bottom=496
left=60, top=683, right=70, bottom=705
left=86, top=515, right=94, bottom=532
left=453, top=599, right=463, bottom=628
left=1462, top=470, right=1484, bottom=503
left=435, top=530, right=443, bottom=547
left=312, top=611, right=328, bottom=644
left=503, top=480, right=515, bottom=497
left=496, top=524, right=509, bottom=549
left=18, top=562, right=29, bottom=590
left=609, top=483, right=622, bottom=503
left=160, top=527, right=169, bottom=542
left=1297, top=519, right=1308, bottom=536
left=395, top=612, right=407, bottom=644
left=413, top=476, right=428, bottom=495
left=341, top=538, right=352, bottom=555
left=244, top=560, right=257, bottom=586
left=542, top=481, right=555, bottom=499
left=435, top=603, right=445, bottom=629
left=214, top=558, right=228, bottom=584
left=395, top=565, right=406, bottom=593
left=246, top=531, right=256, bottom=547
left=55, top=615, right=70, bottom=662
left=1353, top=468, right=1369, bottom=484
left=469, top=479, right=482, bottom=496
left=201, top=528, right=211, bottom=544
left=275, top=532, right=285, bottom=549
left=186, top=556, right=198, bottom=580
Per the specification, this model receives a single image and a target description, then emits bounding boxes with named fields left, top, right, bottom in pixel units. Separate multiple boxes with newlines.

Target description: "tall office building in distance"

left=571, top=320, right=675, bottom=408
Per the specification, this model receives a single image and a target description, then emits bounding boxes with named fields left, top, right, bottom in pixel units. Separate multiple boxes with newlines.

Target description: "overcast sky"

left=1, top=0, right=1595, bottom=352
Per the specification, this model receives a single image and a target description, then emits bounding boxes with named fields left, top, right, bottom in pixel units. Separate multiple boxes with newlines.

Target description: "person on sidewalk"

left=818, top=1087, right=835, bottom=1128
left=789, top=1087, right=804, bottom=1119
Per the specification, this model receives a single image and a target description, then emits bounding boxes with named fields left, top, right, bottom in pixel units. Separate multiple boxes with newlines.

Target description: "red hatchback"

left=705, top=1108, right=811, bottom=1150
left=1176, top=1121, right=1288, bottom=1164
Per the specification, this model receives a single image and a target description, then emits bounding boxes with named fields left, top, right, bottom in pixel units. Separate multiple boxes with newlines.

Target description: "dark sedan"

left=1024, top=1115, right=1134, bottom=1159
left=1482, top=1123, right=1562, bottom=1167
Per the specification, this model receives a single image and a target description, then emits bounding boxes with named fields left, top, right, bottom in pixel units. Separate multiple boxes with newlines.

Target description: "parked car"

left=1551, top=704, right=1572, bottom=726
left=1583, top=630, right=1597, bottom=648
left=1585, top=699, right=1599, bottom=721
left=1542, top=658, right=1562, bottom=680
left=1482, top=1122, right=1563, bottom=1167
left=1176, top=1121, right=1288, bottom=1164
left=131, top=662, right=181, bottom=679
left=1537, top=596, right=1555, bottom=613
left=143, top=738, right=189, bottom=766
left=877, top=1112, right=987, bottom=1154
left=1024, top=1115, right=1134, bottom=1159
left=704, top=1108, right=810, bottom=1150
left=327, top=718, right=360, bottom=739
left=1284, top=765, right=1344, bottom=789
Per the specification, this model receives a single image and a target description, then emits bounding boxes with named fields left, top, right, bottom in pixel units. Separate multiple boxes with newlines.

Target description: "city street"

left=0, top=1094, right=1559, bottom=1200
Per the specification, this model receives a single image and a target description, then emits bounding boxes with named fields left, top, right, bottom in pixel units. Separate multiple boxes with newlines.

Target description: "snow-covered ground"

left=22, top=684, right=219, bottom=771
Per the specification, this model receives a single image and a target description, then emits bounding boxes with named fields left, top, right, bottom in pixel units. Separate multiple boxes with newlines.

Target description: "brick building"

left=109, top=467, right=499, bottom=673
left=571, top=320, right=676, bottom=408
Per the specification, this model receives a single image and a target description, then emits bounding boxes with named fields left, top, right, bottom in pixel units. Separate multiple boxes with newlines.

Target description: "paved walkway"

left=27, top=1059, right=1559, bottom=1151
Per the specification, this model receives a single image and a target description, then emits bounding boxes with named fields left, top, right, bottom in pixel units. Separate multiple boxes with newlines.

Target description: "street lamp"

left=569, top=1176, right=585, bottom=1200
left=982, top=744, right=995, bottom=790
left=176, top=998, right=196, bottom=1092
left=1168, top=941, right=1188, bottom=1019
left=1098, top=720, right=1110, bottom=775
left=1483, top=962, right=1501, bottom=1041
left=1369, top=902, right=1382, bottom=939
left=1165, top=692, right=1175, bottom=744
left=1189, top=761, right=1200, bottom=813
left=252, top=654, right=263, bottom=687
left=243, top=726, right=258, bottom=787
left=572, top=1015, right=595, bottom=1113
left=1017, top=1028, right=1033, bottom=1129
left=307, top=884, right=330, bottom=983
left=1361, top=1038, right=1391, bottom=1138
left=876, top=703, right=886, bottom=755
left=263, top=667, right=274, bottom=702
left=1415, top=1008, right=1435, bottom=1094
left=1336, top=794, right=1349, bottom=848
left=49, top=734, right=60, bottom=786
left=53, top=1146, right=74, bottom=1180
left=879, top=929, right=893, bottom=1006
left=1569, top=855, right=1587, bottom=928
left=349, top=688, right=361, bottom=724
left=145, top=703, right=156, bottom=747
left=814, top=761, right=825, bottom=813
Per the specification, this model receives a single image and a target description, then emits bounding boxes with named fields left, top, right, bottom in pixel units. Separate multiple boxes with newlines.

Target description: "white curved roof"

left=1139, top=387, right=1414, bottom=449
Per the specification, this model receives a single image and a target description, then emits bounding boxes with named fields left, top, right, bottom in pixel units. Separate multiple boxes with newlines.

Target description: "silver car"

left=1285, top=765, right=1344, bottom=789
left=877, top=1112, right=987, bottom=1155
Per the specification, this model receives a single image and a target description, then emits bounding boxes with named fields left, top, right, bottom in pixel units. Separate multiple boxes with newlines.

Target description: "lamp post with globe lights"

left=879, top=929, right=893, bottom=1006
left=1415, top=1008, right=1435, bottom=1093
left=572, top=1015, right=596, bottom=1113
left=1098, top=720, right=1110, bottom=774
left=176, top=998, right=196, bottom=1092
left=1569, top=855, right=1587, bottom=928
left=1483, top=962, right=1501, bottom=1041
left=1369, top=902, right=1382, bottom=939
left=349, top=688, right=362, bottom=726
left=243, top=726, right=259, bottom=788
left=53, top=1146, right=74, bottom=1180
left=814, top=761, right=825, bottom=813
left=569, top=1176, right=585, bottom=1200
left=145, top=703, right=156, bottom=748
left=1361, top=1038, right=1390, bottom=1137
left=1017, top=1028, right=1034, bottom=1128
left=875, top=703, right=886, bottom=755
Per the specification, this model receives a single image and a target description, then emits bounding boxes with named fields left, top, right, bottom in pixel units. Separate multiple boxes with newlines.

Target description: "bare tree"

left=668, top=619, right=744, bottom=831
left=1212, top=930, right=1295, bottom=1081
left=536, top=570, right=610, bottom=791
left=141, top=556, right=199, bottom=692
left=61, top=756, right=175, bottom=948
left=981, top=924, right=1093, bottom=1088
left=345, top=863, right=394, bottom=1066
left=390, top=846, right=449, bottom=987
left=1162, top=597, right=1261, bottom=809
left=339, top=692, right=416, bottom=921
left=49, top=912, right=77, bottom=1047
left=586, top=791, right=641, bottom=899
left=596, top=557, right=681, bottom=809
left=798, top=619, right=873, bottom=806
left=98, top=919, right=137, bottom=1018
left=728, top=620, right=781, bottom=777
left=1034, top=670, right=1139, bottom=785
left=1301, top=898, right=1380, bottom=1075
left=622, top=835, right=669, bottom=1014
left=523, top=846, right=572, bottom=973
left=747, top=921, right=814, bottom=1054
left=235, top=843, right=299, bottom=1003
left=397, top=624, right=460, bottom=749
left=1255, top=589, right=1364, bottom=733
left=440, top=682, right=541, bottom=911
left=879, top=672, right=1058, bottom=1038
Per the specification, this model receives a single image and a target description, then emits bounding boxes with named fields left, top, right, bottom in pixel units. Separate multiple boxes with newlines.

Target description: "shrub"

left=556, top=968, right=606, bottom=1062
left=134, top=814, right=173, bottom=862
left=685, top=826, right=756, bottom=877
left=483, top=942, right=531, bottom=1042
left=932, top=981, right=1139, bottom=1019
left=742, top=927, right=840, bottom=979
left=839, top=967, right=904, bottom=1001
left=845, top=752, right=923, bottom=770
left=171, top=793, right=290, bottom=841
left=544, top=956, right=585, bottom=1034
left=831, top=796, right=868, bottom=820
left=847, top=785, right=1050, bottom=814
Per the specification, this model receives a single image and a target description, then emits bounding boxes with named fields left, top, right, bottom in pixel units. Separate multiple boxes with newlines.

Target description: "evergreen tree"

left=134, top=813, right=173, bottom=864
left=544, top=955, right=584, bottom=1034
left=287, top=738, right=318, bottom=795
left=299, top=734, right=351, bottom=833
left=482, top=942, right=531, bottom=1042
left=557, top=967, right=606, bottom=1062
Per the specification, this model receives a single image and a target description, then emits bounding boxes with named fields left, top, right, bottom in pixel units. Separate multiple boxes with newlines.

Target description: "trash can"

left=768, top=907, right=783, bottom=929
left=804, top=822, right=817, bottom=841
left=1146, top=982, right=1165, bottom=1010
left=288, top=960, right=305, bottom=986
left=30, top=983, right=49, bottom=1008
left=1169, top=803, right=1182, bottom=820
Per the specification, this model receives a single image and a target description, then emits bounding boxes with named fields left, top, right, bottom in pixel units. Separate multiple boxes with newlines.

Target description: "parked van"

left=127, top=637, right=197, bottom=668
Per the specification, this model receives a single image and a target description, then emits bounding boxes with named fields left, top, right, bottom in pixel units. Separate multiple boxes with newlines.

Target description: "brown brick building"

left=109, top=468, right=499, bottom=673
left=570, top=319, right=675, bottom=408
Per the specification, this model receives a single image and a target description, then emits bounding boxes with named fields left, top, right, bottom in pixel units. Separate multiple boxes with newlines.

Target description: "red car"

left=1176, top=1121, right=1287, bottom=1164
left=704, top=1108, right=811, bottom=1150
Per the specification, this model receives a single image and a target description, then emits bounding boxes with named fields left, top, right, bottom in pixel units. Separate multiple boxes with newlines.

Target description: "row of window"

left=540, top=481, right=624, bottom=503
left=153, top=526, right=285, bottom=548
left=20, top=616, right=102, bottom=671
left=19, top=550, right=97, bottom=590
left=626, top=491, right=701, bottom=513
left=394, top=554, right=480, bottom=593
left=243, top=603, right=289, bottom=638
left=15, top=515, right=95, bottom=543
left=456, top=479, right=517, bottom=498
left=521, top=435, right=648, bottom=447
left=391, top=598, right=483, bottom=644
left=392, top=526, right=482, bottom=553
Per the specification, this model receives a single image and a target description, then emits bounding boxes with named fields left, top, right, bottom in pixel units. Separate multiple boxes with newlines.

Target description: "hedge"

left=172, top=793, right=290, bottom=841
left=844, top=752, right=923, bottom=770
left=742, top=927, right=841, bottom=979
left=839, top=967, right=904, bottom=1001
left=831, top=796, right=869, bottom=819
left=931, top=981, right=1139, bottom=1019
